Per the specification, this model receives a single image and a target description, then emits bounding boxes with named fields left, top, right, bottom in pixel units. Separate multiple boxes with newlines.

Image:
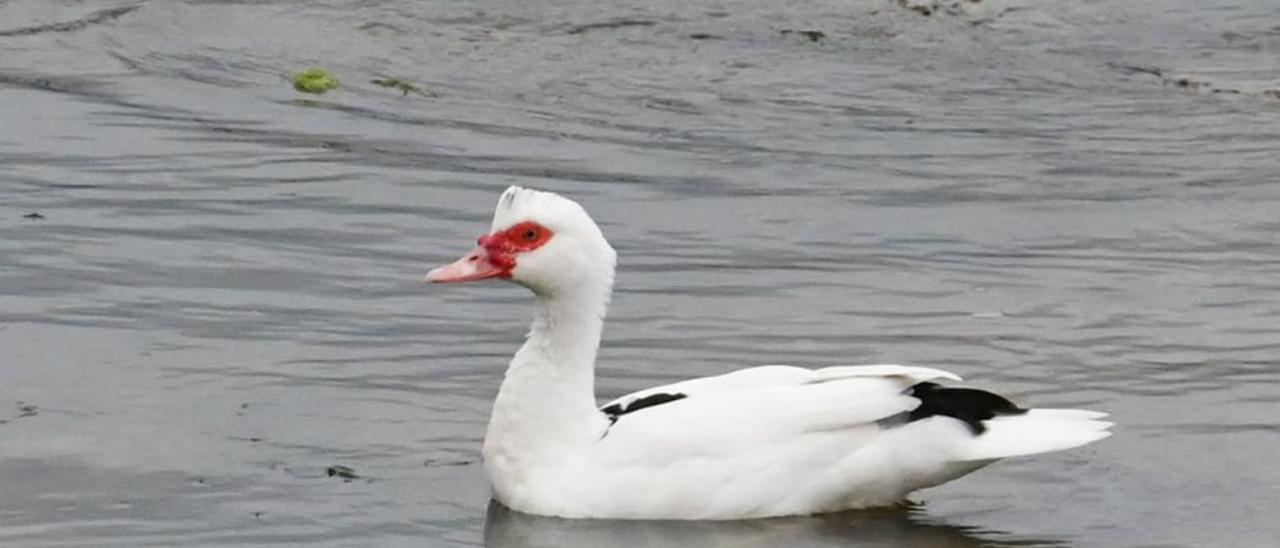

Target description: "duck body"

left=428, top=187, right=1111, bottom=520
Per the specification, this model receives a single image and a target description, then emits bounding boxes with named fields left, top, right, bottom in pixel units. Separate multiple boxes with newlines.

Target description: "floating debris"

left=898, top=0, right=938, bottom=16
left=17, top=403, right=37, bottom=417
left=897, top=0, right=986, bottom=17
left=326, top=464, right=358, bottom=480
left=1104, top=63, right=1266, bottom=97
left=780, top=29, right=825, bottom=43
left=290, top=67, right=340, bottom=95
left=370, top=76, right=434, bottom=97
left=1169, top=76, right=1210, bottom=90
left=688, top=33, right=723, bottom=40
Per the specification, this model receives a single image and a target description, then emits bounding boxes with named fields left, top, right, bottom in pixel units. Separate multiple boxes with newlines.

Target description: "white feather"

left=957, top=410, right=1114, bottom=460
left=600, top=364, right=959, bottom=413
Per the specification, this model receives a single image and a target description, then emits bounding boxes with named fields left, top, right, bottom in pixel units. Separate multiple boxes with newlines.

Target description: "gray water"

left=2, top=0, right=1279, bottom=546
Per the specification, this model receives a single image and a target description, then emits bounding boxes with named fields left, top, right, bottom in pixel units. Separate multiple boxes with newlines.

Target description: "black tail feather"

left=906, top=382, right=1027, bottom=435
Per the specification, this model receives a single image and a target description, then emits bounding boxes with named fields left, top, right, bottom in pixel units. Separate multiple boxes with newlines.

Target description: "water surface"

left=2, top=0, right=1279, bottom=546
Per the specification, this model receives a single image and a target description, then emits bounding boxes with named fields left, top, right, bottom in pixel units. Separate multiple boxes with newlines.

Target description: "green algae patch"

left=290, top=67, right=340, bottom=94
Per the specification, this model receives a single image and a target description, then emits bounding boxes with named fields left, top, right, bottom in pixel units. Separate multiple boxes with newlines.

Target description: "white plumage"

left=427, top=186, right=1111, bottom=520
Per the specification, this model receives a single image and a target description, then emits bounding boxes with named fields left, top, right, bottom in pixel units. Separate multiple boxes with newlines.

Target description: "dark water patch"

left=564, top=18, right=658, bottom=35
left=779, top=29, right=826, bottom=43
left=0, top=71, right=114, bottom=97
left=106, top=50, right=276, bottom=88
left=0, top=5, right=140, bottom=37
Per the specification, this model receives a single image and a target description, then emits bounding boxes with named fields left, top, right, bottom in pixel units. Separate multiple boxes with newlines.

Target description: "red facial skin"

left=477, top=221, right=555, bottom=278
left=425, top=221, right=554, bottom=283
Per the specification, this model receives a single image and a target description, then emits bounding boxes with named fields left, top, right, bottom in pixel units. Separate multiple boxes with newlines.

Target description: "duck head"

left=427, top=186, right=616, bottom=299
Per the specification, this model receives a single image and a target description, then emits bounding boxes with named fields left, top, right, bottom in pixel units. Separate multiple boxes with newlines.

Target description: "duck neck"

left=486, top=279, right=612, bottom=455
left=525, top=287, right=607, bottom=387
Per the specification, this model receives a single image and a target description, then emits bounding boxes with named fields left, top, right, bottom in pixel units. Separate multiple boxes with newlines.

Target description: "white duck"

left=427, top=186, right=1111, bottom=520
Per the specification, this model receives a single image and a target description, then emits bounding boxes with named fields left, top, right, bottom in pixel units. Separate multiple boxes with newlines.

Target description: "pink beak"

left=425, top=245, right=508, bottom=283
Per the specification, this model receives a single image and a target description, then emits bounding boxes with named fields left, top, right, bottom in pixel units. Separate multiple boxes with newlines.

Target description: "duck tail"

left=957, top=409, right=1113, bottom=461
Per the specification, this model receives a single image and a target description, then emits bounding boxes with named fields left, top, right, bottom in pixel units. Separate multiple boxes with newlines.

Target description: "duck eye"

left=522, top=229, right=538, bottom=241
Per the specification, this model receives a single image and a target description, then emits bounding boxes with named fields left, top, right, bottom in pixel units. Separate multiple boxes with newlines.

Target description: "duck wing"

left=595, top=365, right=961, bottom=464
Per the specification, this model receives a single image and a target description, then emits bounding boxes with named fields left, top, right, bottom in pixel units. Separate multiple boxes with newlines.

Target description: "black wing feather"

left=601, top=392, right=687, bottom=425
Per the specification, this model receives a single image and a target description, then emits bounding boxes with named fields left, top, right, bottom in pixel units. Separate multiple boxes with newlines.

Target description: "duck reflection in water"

left=483, top=499, right=1064, bottom=548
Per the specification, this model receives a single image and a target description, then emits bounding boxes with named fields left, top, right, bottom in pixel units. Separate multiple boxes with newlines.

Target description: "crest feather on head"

left=490, top=186, right=596, bottom=235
